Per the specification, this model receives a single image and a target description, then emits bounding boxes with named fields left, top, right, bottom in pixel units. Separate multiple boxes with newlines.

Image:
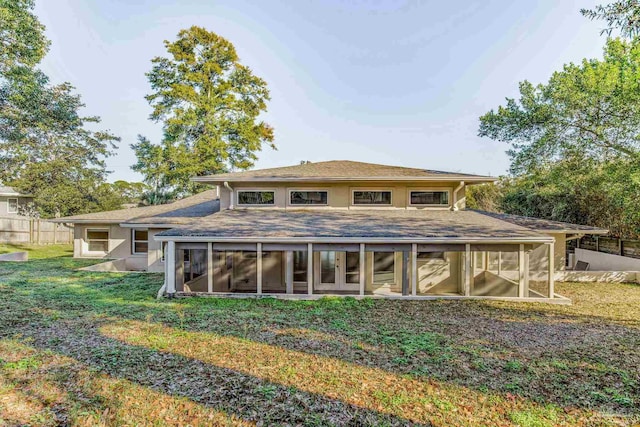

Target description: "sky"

left=33, top=0, right=607, bottom=182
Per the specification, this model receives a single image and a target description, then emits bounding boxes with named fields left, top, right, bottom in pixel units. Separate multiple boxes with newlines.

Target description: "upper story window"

left=86, top=229, right=109, bottom=253
left=353, top=190, right=392, bottom=205
left=132, top=229, right=148, bottom=254
left=409, top=190, right=449, bottom=206
left=290, top=190, right=328, bottom=205
left=237, top=190, right=275, bottom=206
left=7, top=198, right=18, bottom=213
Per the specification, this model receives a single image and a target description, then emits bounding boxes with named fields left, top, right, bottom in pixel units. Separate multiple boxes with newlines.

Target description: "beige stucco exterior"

left=0, top=196, right=32, bottom=217
left=73, top=223, right=166, bottom=272
left=219, top=181, right=466, bottom=211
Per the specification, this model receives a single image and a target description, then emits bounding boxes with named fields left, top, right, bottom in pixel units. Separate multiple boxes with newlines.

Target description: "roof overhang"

left=539, top=228, right=609, bottom=235
left=120, top=223, right=185, bottom=229
left=153, top=235, right=554, bottom=244
left=49, top=219, right=123, bottom=224
left=192, top=176, right=497, bottom=184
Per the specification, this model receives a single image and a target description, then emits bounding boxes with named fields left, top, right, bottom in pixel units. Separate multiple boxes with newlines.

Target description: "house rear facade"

left=56, top=161, right=606, bottom=302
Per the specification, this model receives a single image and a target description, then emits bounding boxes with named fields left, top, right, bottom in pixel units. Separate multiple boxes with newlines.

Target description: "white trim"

left=407, top=188, right=452, bottom=207
left=411, top=243, right=417, bottom=296
left=256, top=243, right=263, bottom=295
left=154, top=235, right=555, bottom=244
left=166, top=241, right=176, bottom=294
left=518, top=244, right=526, bottom=298
left=351, top=188, right=393, bottom=206
left=288, top=189, right=329, bottom=206
left=207, top=242, right=213, bottom=293
left=192, top=176, right=497, bottom=183
left=85, top=227, right=110, bottom=254
left=464, top=244, right=471, bottom=296
left=307, top=243, right=313, bottom=295
left=548, top=242, right=554, bottom=299
left=372, top=251, right=396, bottom=285
left=236, top=189, right=276, bottom=207
left=6, top=198, right=18, bottom=213
left=359, top=243, right=365, bottom=295
left=131, top=228, right=149, bottom=255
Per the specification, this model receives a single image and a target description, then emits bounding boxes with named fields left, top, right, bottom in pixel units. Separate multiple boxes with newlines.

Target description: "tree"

left=479, top=37, right=640, bottom=238
left=0, top=0, right=49, bottom=72
left=111, top=180, right=149, bottom=205
left=582, top=0, right=640, bottom=38
left=479, top=38, right=640, bottom=175
left=138, top=26, right=275, bottom=195
left=0, top=0, right=120, bottom=217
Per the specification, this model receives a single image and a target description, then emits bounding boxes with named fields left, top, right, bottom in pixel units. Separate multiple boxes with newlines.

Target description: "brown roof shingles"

left=157, top=209, right=548, bottom=241
left=53, top=190, right=219, bottom=225
left=473, top=210, right=608, bottom=234
left=193, top=160, right=496, bottom=182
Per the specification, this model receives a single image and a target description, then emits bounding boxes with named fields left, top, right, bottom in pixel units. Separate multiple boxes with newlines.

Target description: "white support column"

left=464, top=243, right=471, bottom=296
left=359, top=243, right=365, bottom=296
left=548, top=242, right=555, bottom=298
left=411, top=243, right=417, bottom=296
left=518, top=244, right=526, bottom=298
left=497, top=251, right=502, bottom=276
left=256, top=243, right=263, bottom=295
left=207, top=242, right=213, bottom=293
left=285, top=250, right=293, bottom=294
left=307, top=243, right=313, bottom=295
left=166, top=241, right=176, bottom=295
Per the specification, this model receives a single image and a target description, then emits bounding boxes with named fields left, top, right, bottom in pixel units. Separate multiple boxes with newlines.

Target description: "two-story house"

left=55, top=161, right=606, bottom=302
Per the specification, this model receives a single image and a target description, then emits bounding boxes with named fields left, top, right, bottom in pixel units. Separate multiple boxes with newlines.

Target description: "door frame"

left=314, top=251, right=360, bottom=291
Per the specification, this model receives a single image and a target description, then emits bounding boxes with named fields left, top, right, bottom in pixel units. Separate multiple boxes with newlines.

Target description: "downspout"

left=157, top=245, right=167, bottom=299
left=224, top=181, right=234, bottom=209
left=452, top=181, right=464, bottom=211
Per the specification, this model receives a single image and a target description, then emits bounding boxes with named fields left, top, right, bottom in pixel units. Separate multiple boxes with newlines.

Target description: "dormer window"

left=237, top=190, right=275, bottom=206
left=290, top=190, right=328, bottom=205
left=353, top=190, right=392, bottom=205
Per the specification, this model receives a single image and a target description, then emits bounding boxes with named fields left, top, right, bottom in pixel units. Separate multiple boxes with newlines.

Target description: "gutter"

left=452, top=181, right=464, bottom=211
left=224, top=181, right=234, bottom=209
left=192, top=176, right=497, bottom=183
left=152, top=235, right=554, bottom=244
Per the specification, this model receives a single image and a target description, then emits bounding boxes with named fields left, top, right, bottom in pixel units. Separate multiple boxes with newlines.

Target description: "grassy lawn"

left=0, top=245, right=638, bottom=426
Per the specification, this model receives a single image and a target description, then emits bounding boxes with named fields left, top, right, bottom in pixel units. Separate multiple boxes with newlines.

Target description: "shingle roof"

left=474, top=211, right=608, bottom=234
left=52, top=190, right=219, bottom=225
left=192, top=160, right=496, bottom=183
left=0, top=186, right=30, bottom=196
left=156, top=209, right=549, bottom=241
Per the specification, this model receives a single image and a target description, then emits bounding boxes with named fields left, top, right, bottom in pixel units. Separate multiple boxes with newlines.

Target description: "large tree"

left=0, top=0, right=121, bottom=217
left=136, top=26, right=275, bottom=195
left=478, top=36, right=640, bottom=238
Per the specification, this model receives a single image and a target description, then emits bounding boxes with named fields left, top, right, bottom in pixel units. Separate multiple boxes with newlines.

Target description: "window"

left=353, top=191, right=392, bottom=205
left=7, top=198, right=18, bottom=213
left=86, top=229, right=109, bottom=252
left=373, top=252, right=395, bottom=283
left=237, top=190, right=275, bottom=205
left=410, top=191, right=449, bottom=206
left=293, top=251, right=307, bottom=282
left=132, top=229, right=148, bottom=254
left=417, top=252, right=445, bottom=260
left=290, top=190, right=328, bottom=205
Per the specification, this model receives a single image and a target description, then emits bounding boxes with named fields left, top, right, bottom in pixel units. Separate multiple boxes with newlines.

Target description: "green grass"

left=0, top=246, right=639, bottom=426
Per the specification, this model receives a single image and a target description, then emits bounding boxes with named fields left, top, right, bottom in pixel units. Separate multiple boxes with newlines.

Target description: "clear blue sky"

left=34, top=0, right=606, bottom=182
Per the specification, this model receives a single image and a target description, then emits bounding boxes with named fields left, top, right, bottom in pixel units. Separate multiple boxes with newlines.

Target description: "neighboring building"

left=0, top=186, right=33, bottom=217
left=55, top=161, right=607, bottom=301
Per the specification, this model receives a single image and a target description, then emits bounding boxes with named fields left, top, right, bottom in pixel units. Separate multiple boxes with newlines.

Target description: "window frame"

left=407, top=188, right=452, bottom=207
left=236, top=189, right=277, bottom=207
left=131, top=229, right=149, bottom=255
left=7, top=198, right=18, bottom=213
left=288, top=189, right=329, bottom=206
left=351, top=189, right=393, bottom=206
left=372, top=251, right=396, bottom=284
left=85, top=228, right=110, bottom=254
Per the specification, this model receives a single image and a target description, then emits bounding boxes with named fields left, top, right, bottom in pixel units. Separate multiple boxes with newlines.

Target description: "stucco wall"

left=219, top=181, right=465, bottom=210
left=574, top=248, right=640, bottom=271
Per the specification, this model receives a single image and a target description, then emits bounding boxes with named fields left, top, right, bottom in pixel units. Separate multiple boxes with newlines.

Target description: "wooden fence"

left=577, top=235, right=640, bottom=259
left=0, top=217, right=73, bottom=244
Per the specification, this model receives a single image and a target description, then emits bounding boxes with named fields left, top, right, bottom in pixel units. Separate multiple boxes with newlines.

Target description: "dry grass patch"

left=101, top=319, right=608, bottom=427
left=0, top=339, right=251, bottom=426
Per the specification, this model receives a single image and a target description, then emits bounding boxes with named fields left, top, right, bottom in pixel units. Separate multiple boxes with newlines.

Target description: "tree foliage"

left=582, top=0, right=640, bottom=38
left=0, top=0, right=120, bottom=217
left=479, top=34, right=640, bottom=238
left=135, top=26, right=275, bottom=196
left=0, top=0, right=49, bottom=72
